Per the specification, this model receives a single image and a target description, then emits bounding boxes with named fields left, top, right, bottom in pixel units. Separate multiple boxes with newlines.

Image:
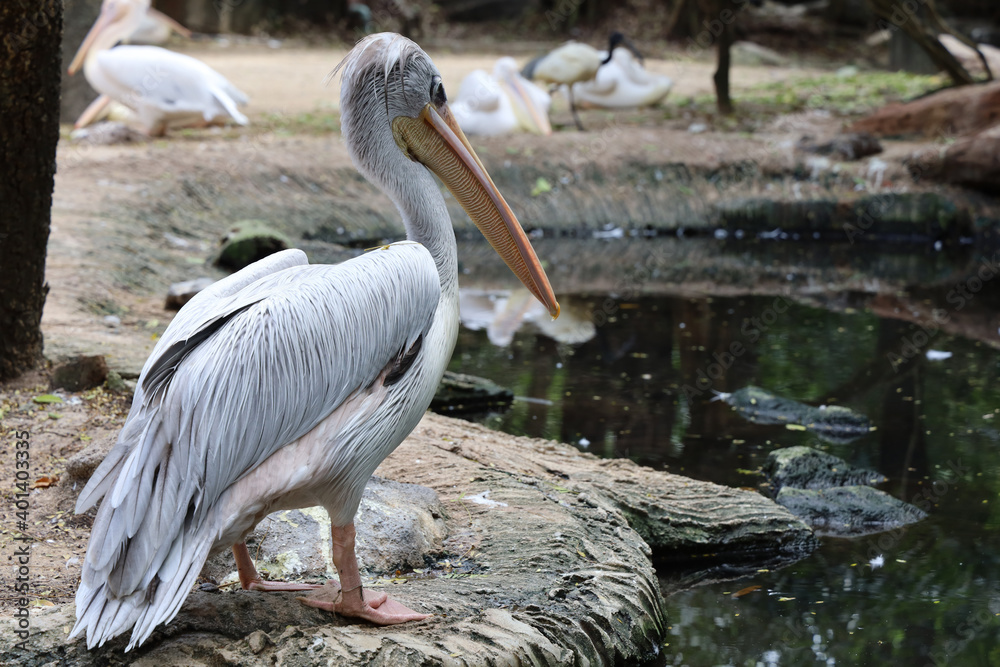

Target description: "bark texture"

left=0, top=0, right=61, bottom=380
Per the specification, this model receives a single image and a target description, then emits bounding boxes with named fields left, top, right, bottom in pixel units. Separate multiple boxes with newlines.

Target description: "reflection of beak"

left=393, top=103, right=560, bottom=318
left=500, top=75, right=551, bottom=136
left=68, top=4, right=119, bottom=75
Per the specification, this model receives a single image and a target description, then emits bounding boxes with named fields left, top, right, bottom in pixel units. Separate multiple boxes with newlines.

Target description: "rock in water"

left=719, top=385, right=871, bottom=443
left=431, top=370, right=514, bottom=413
left=763, top=445, right=886, bottom=491
left=776, top=486, right=927, bottom=537
left=763, top=446, right=924, bottom=537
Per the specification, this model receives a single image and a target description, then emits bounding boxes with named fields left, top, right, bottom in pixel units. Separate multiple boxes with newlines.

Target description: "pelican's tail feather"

left=209, top=84, right=249, bottom=125
left=70, top=528, right=214, bottom=650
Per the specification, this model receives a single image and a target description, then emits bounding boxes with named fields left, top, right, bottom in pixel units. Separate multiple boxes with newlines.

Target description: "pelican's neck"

left=388, top=164, right=459, bottom=300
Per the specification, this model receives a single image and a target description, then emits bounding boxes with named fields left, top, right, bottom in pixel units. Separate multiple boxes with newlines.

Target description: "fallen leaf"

left=732, top=584, right=762, bottom=598
left=33, top=394, right=62, bottom=404
left=32, top=475, right=59, bottom=489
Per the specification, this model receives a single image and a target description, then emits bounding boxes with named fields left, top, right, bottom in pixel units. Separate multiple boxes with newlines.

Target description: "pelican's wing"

left=73, top=243, right=439, bottom=648
left=94, top=45, right=248, bottom=124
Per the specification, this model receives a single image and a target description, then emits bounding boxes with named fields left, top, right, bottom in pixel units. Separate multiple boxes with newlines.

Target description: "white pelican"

left=452, top=57, right=552, bottom=136
left=522, top=32, right=641, bottom=130
left=70, top=33, right=559, bottom=651
left=68, top=0, right=248, bottom=135
left=572, top=46, right=672, bottom=109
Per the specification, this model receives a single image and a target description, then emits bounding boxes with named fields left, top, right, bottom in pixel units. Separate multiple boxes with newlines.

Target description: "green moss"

left=216, top=220, right=292, bottom=271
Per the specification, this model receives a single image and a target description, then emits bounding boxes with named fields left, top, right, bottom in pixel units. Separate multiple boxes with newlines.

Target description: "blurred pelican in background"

left=68, top=0, right=248, bottom=135
left=452, top=57, right=552, bottom=136
left=522, top=32, right=642, bottom=130
left=571, top=46, right=672, bottom=109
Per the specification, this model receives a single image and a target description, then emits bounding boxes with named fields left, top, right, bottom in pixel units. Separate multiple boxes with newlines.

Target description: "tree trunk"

left=714, top=17, right=734, bottom=114
left=0, top=1, right=61, bottom=380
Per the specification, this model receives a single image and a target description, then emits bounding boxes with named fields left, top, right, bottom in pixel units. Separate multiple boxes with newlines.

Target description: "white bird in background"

left=68, top=0, right=248, bottom=135
left=571, top=46, right=672, bottom=109
left=70, top=33, right=559, bottom=651
left=522, top=32, right=642, bottom=130
left=452, top=57, right=552, bottom=136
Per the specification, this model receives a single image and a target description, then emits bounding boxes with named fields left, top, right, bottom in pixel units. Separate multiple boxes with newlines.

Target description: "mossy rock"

left=215, top=221, right=292, bottom=271
left=431, top=370, right=514, bottom=413
left=763, top=446, right=886, bottom=492
left=776, top=485, right=927, bottom=537
left=720, top=386, right=872, bottom=444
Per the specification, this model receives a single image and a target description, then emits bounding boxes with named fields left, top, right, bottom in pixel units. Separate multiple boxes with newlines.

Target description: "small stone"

left=102, top=315, right=121, bottom=328
left=247, top=630, right=270, bottom=654
left=51, top=355, right=109, bottom=392
left=165, top=277, right=215, bottom=311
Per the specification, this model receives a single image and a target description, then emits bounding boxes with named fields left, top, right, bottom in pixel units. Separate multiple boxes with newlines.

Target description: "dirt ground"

left=0, top=43, right=922, bottom=617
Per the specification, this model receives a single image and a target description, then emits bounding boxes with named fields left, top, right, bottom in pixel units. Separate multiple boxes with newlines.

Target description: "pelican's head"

left=336, top=34, right=559, bottom=318
left=68, top=0, right=149, bottom=75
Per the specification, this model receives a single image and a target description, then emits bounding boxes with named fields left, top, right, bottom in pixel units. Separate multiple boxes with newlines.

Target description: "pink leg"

left=232, top=541, right=320, bottom=592
left=297, top=522, right=430, bottom=624
left=74, top=94, right=113, bottom=129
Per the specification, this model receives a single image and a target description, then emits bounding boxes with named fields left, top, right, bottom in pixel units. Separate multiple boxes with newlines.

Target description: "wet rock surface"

left=776, top=486, right=927, bottom=537
left=430, top=370, right=514, bottom=414
left=3, top=413, right=814, bottom=666
left=763, top=445, right=887, bottom=491
left=763, top=446, right=925, bottom=537
left=719, top=386, right=873, bottom=444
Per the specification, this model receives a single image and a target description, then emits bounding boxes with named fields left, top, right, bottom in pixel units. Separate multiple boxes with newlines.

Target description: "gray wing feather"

left=77, top=249, right=309, bottom=514
left=72, top=243, right=440, bottom=649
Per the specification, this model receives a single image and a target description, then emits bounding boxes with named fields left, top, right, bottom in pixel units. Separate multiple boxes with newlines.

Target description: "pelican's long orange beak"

left=68, top=1, right=127, bottom=75
left=392, top=103, right=560, bottom=318
left=499, top=75, right=552, bottom=136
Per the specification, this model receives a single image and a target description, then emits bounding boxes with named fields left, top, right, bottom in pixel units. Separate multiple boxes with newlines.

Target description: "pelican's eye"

left=430, top=76, right=446, bottom=107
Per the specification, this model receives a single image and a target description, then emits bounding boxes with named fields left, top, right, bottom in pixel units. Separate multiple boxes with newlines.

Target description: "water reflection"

left=459, top=288, right=595, bottom=346
left=451, top=255, right=1000, bottom=665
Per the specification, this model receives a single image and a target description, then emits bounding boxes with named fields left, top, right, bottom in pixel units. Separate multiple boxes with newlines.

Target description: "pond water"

left=449, top=238, right=1000, bottom=666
